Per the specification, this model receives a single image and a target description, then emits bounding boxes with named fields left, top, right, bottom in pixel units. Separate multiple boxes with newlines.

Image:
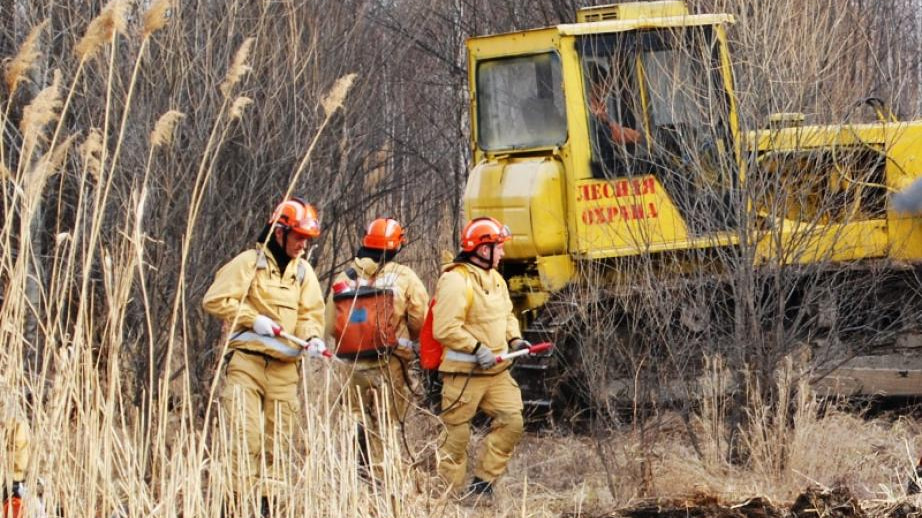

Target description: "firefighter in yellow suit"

left=432, top=217, right=531, bottom=501
left=9, top=419, right=28, bottom=484
left=203, top=197, right=326, bottom=515
left=3, top=416, right=29, bottom=510
left=325, top=218, right=429, bottom=481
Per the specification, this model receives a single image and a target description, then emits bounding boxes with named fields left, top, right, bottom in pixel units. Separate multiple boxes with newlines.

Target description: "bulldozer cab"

left=467, top=5, right=742, bottom=277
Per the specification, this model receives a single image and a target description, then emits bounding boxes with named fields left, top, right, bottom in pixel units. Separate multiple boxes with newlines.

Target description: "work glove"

left=509, top=338, right=531, bottom=352
left=253, top=315, right=280, bottom=337
left=304, top=337, right=328, bottom=358
left=473, top=343, right=497, bottom=370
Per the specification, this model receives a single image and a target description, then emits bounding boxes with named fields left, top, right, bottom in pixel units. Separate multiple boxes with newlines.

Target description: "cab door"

left=575, top=26, right=740, bottom=256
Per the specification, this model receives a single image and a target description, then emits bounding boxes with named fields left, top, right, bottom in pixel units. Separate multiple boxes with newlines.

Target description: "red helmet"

left=363, top=218, right=406, bottom=251
left=460, top=217, right=510, bottom=252
left=269, top=198, right=320, bottom=238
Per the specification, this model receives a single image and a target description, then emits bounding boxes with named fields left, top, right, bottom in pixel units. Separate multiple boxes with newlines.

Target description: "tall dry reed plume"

left=4, top=20, right=49, bottom=95
left=161, top=37, right=259, bottom=461
left=23, top=134, right=76, bottom=204
left=321, top=73, right=357, bottom=117
left=142, top=0, right=172, bottom=39
left=79, top=128, right=104, bottom=181
left=150, top=110, right=185, bottom=148
left=228, top=96, right=253, bottom=120
left=74, top=0, right=130, bottom=61
left=18, top=70, right=62, bottom=163
left=48, top=0, right=130, bottom=169
left=220, top=37, right=255, bottom=97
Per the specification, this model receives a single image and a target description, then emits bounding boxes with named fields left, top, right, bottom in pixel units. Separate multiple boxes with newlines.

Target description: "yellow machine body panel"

left=573, top=176, right=737, bottom=258
left=747, top=122, right=922, bottom=264
left=576, top=1, right=690, bottom=22
left=464, top=157, right=568, bottom=259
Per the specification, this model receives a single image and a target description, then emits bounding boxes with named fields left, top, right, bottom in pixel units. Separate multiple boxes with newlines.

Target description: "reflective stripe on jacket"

left=230, top=331, right=302, bottom=359
left=444, top=349, right=478, bottom=363
left=432, top=262, right=521, bottom=374
left=202, top=245, right=325, bottom=362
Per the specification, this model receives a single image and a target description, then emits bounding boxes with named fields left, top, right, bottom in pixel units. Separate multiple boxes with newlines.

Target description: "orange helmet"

left=363, top=218, right=406, bottom=251
left=460, top=217, right=510, bottom=252
left=269, top=198, right=320, bottom=238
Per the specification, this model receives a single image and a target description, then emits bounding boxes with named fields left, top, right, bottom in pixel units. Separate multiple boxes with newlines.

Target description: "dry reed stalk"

left=137, top=108, right=183, bottom=474
left=73, top=0, right=163, bottom=361
left=4, top=20, right=49, bottom=95
left=220, top=37, right=255, bottom=97
left=45, top=0, right=129, bottom=169
left=162, top=37, right=262, bottom=457
left=695, top=355, right=732, bottom=469
left=4, top=135, right=76, bottom=350
left=279, top=73, right=358, bottom=212
left=104, top=37, right=157, bottom=187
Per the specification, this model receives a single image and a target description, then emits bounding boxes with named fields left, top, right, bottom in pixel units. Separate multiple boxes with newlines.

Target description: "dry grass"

left=0, top=1, right=919, bottom=517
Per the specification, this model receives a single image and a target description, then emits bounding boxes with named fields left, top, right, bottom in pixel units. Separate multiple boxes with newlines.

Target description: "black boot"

left=356, top=424, right=372, bottom=482
left=260, top=496, right=271, bottom=518
left=461, top=476, right=495, bottom=506
left=468, top=476, right=493, bottom=496
left=907, top=461, right=922, bottom=494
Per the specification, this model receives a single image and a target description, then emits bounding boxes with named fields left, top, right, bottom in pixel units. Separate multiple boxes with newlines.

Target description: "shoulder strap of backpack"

left=256, top=249, right=268, bottom=270
left=297, top=261, right=306, bottom=285
left=345, top=267, right=358, bottom=281
left=447, top=264, right=474, bottom=313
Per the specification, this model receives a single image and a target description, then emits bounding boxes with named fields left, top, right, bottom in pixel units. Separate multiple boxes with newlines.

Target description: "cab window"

left=476, top=52, right=567, bottom=151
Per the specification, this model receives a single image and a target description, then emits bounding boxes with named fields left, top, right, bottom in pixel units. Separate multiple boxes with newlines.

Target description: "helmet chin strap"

left=274, top=225, right=291, bottom=254
left=471, top=243, right=495, bottom=269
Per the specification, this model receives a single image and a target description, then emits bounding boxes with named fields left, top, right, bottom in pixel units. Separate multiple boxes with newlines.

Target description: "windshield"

left=476, top=52, right=567, bottom=151
left=642, top=49, right=708, bottom=127
left=579, top=28, right=732, bottom=171
left=578, top=27, right=738, bottom=234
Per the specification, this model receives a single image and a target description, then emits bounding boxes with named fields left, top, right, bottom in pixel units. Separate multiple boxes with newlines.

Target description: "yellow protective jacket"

left=202, top=245, right=325, bottom=362
left=325, top=257, right=429, bottom=364
left=432, top=262, right=522, bottom=375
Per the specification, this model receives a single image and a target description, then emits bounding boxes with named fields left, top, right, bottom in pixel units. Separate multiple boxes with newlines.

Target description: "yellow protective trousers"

left=220, top=350, right=299, bottom=498
left=437, top=369, right=524, bottom=489
left=346, top=355, right=413, bottom=479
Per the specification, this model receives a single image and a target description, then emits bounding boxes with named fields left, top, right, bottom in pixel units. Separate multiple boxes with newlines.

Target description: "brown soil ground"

left=562, top=487, right=922, bottom=518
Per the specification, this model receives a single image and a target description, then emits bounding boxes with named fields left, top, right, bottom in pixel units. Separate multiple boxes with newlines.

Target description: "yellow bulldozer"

left=463, top=0, right=922, bottom=414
